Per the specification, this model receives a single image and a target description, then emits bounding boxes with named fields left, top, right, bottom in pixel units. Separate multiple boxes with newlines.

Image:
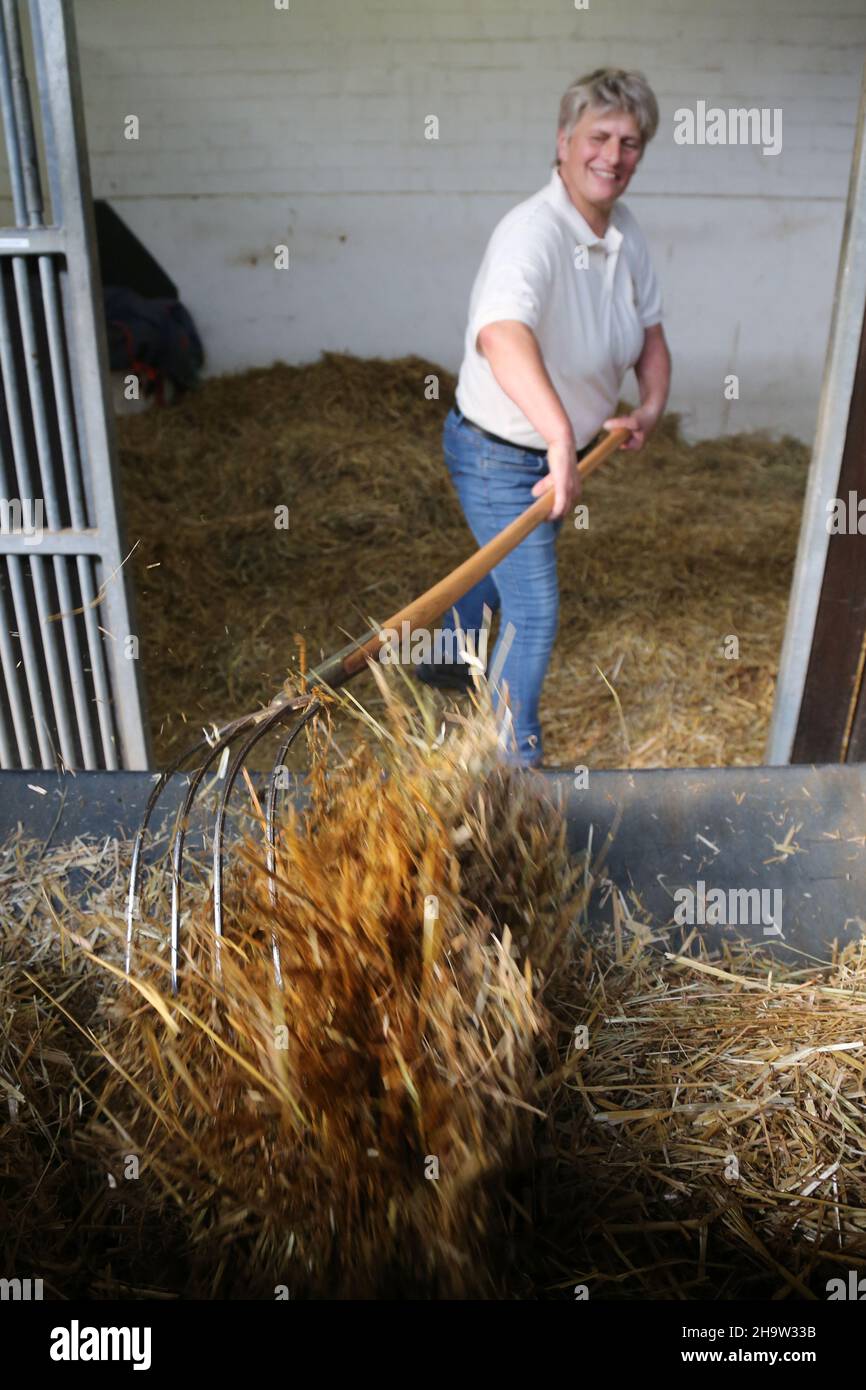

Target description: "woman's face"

left=557, top=106, right=643, bottom=215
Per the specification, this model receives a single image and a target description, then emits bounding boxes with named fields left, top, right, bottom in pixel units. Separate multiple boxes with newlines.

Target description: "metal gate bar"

left=0, top=565, right=30, bottom=761
left=0, top=0, right=150, bottom=770
left=766, top=59, right=866, bottom=763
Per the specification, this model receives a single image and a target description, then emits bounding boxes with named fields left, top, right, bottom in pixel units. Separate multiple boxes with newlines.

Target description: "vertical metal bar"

left=26, top=7, right=116, bottom=769
left=767, top=60, right=866, bottom=763
left=0, top=0, right=28, bottom=226
left=75, top=559, right=114, bottom=765
left=3, top=555, right=53, bottom=764
left=9, top=260, right=62, bottom=522
left=0, top=0, right=68, bottom=767
left=1, top=0, right=42, bottom=226
left=78, top=553, right=119, bottom=767
left=38, top=257, right=97, bottom=765
left=28, top=0, right=59, bottom=225
left=21, top=563, right=71, bottom=763
left=38, top=236, right=120, bottom=768
left=0, top=443, right=35, bottom=764
left=52, top=554, right=97, bottom=765
left=0, top=560, right=32, bottom=764
left=0, top=684, right=15, bottom=766
left=57, top=268, right=97, bottom=529
left=37, top=264, right=87, bottom=523
left=30, top=0, right=151, bottom=768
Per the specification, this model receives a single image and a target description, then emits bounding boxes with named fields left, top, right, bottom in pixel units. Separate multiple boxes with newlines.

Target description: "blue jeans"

left=436, top=406, right=562, bottom=766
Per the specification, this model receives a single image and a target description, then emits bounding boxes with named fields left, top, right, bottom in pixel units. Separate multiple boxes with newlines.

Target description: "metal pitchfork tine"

left=126, top=693, right=315, bottom=993
left=125, top=427, right=629, bottom=993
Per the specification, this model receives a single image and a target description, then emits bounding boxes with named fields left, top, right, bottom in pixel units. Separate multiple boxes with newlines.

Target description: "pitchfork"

left=126, top=427, right=629, bottom=992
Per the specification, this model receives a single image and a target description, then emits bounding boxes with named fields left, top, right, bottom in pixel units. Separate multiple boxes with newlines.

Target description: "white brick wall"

left=2, top=0, right=864, bottom=438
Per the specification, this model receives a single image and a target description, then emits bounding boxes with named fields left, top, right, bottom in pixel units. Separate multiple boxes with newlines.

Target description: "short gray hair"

left=556, top=68, right=659, bottom=160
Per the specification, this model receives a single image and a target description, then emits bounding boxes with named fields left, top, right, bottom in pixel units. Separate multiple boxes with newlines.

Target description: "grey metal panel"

left=766, top=59, right=866, bottom=764
left=548, top=764, right=866, bottom=955
left=1, top=763, right=864, bottom=958
left=0, top=0, right=151, bottom=770
left=0, top=227, right=64, bottom=254
left=0, top=265, right=78, bottom=763
left=31, top=0, right=150, bottom=768
left=9, top=253, right=88, bottom=767
left=0, top=530, right=101, bottom=554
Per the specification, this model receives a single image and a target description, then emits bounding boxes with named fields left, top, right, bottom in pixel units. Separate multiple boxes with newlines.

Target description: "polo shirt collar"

left=546, top=168, right=623, bottom=257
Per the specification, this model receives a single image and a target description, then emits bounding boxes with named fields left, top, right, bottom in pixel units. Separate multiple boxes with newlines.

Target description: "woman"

left=418, top=68, right=671, bottom=766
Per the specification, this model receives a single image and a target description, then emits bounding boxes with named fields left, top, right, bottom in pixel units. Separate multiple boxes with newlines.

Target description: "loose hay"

left=85, top=677, right=578, bottom=1298
left=0, top=831, right=189, bottom=1298
left=547, top=931, right=866, bottom=1300
left=5, top=692, right=865, bottom=1300
left=117, top=353, right=808, bottom=770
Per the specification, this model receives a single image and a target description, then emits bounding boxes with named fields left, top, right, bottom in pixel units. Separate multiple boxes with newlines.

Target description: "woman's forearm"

left=476, top=320, right=574, bottom=445
left=602, top=323, right=671, bottom=450
left=634, top=323, right=671, bottom=421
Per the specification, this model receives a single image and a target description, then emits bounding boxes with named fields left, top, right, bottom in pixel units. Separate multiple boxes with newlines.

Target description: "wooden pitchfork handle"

left=301, top=426, right=630, bottom=692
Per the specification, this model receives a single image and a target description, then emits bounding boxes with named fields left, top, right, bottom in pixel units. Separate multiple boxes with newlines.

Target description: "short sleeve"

left=626, top=221, right=663, bottom=328
left=468, top=226, right=554, bottom=347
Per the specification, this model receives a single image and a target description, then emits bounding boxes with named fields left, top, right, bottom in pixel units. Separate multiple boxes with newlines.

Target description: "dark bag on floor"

left=104, top=285, right=205, bottom=398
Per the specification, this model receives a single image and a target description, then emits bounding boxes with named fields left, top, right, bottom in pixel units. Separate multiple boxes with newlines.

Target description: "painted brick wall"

left=2, top=0, right=864, bottom=439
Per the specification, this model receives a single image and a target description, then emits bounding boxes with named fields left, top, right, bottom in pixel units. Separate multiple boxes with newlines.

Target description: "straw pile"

left=0, top=919, right=85, bottom=1297
left=544, top=929, right=866, bottom=1300
left=0, top=832, right=192, bottom=1298
left=116, top=353, right=808, bottom=771
left=0, top=836, right=103, bottom=1294
left=5, top=765, right=866, bottom=1298
left=83, top=676, right=578, bottom=1298
left=6, top=697, right=866, bottom=1301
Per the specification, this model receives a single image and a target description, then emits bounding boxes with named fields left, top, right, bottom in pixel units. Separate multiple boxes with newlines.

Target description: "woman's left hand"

left=602, top=405, right=660, bottom=451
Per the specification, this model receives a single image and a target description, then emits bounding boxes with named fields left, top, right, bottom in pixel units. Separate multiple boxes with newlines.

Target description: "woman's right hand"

left=532, top=436, right=582, bottom=520
left=477, top=321, right=582, bottom=519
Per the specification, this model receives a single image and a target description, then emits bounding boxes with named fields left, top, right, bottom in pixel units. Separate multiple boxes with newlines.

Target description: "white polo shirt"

left=455, top=168, right=663, bottom=450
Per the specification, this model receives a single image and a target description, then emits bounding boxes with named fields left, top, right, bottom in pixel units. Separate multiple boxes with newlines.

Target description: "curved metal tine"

left=169, top=724, right=246, bottom=996
left=265, top=699, right=323, bottom=988
left=126, top=706, right=265, bottom=978
left=212, top=697, right=316, bottom=981
left=126, top=730, right=215, bottom=976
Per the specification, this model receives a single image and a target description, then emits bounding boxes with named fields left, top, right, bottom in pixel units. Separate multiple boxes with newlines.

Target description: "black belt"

left=457, top=410, right=587, bottom=460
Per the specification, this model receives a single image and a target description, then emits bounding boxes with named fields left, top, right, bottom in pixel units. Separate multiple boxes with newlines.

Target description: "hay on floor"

left=0, top=829, right=191, bottom=1298
left=546, top=927, right=866, bottom=1299
left=2, top=678, right=579, bottom=1299
left=3, top=677, right=866, bottom=1300
left=116, top=353, right=808, bottom=770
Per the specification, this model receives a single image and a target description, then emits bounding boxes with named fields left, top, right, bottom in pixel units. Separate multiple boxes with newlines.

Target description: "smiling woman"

left=416, top=68, right=672, bottom=767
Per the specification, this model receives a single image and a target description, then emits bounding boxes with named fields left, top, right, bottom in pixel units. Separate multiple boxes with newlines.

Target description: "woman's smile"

left=557, top=107, right=643, bottom=229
